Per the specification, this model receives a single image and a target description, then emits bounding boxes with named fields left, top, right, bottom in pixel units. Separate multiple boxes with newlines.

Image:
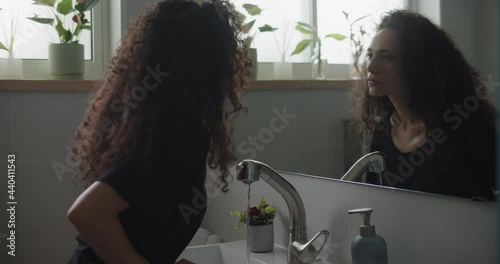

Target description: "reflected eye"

left=366, top=53, right=373, bottom=60
left=382, top=54, right=394, bottom=60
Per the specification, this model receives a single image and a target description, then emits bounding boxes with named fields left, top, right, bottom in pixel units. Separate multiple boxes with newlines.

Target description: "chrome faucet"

left=237, top=159, right=330, bottom=264
left=340, top=151, right=386, bottom=184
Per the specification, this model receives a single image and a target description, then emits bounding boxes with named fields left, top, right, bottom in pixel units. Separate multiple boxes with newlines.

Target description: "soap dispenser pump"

left=348, top=208, right=388, bottom=264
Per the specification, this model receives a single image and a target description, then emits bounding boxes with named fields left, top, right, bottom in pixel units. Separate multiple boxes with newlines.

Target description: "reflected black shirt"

left=366, top=121, right=496, bottom=201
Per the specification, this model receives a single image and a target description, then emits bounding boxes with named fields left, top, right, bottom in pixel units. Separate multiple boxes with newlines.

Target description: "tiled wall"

left=0, top=91, right=89, bottom=264
left=202, top=167, right=496, bottom=264
left=233, top=88, right=351, bottom=179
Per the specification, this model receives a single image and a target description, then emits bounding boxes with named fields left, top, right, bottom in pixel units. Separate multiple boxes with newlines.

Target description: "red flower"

left=248, top=206, right=261, bottom=216
left=72, top=13, right=89, bottom=24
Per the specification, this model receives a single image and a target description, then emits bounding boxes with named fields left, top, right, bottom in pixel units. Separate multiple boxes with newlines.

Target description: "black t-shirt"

left=366, top=122, right=496, bottom=201
left=68, top=131, right=210, bottom=264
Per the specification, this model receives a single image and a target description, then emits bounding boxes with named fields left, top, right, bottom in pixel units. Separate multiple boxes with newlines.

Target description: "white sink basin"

left=177, top=240, right=287, bottom=264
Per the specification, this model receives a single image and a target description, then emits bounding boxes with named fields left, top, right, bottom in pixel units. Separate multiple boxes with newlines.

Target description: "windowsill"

left=0, top=79, right=355, bottom=91
left=0, top=61, right=359, bottom=91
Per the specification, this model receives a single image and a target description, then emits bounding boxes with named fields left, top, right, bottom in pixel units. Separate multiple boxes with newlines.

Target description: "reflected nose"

left=366, top=57, right=378, bottom=74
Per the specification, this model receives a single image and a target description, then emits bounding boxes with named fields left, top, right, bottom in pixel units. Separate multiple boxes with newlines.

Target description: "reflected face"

left=366, top=29, right=407, bottom=99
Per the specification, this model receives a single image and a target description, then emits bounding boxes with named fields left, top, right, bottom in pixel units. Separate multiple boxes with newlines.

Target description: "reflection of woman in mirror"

left=351, top=10, right=496, bottom=201
left=66, top=0, right=249, bottom=263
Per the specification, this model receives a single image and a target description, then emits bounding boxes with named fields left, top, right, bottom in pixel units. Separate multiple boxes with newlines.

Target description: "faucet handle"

left=291, top=230, right=330, bottom=263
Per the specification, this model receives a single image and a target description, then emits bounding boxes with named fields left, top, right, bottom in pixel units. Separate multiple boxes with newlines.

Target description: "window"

left=317, top=0, right=406, bottom=64
left=235, top=0, right=407, bottom=64
left=0, top=0, right=94, bottom=60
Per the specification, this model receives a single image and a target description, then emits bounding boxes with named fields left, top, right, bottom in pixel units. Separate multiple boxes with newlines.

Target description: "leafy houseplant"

left=27, top=0, right=99, bottom=78
left=240, top=4, right=277, bottom=80
left=291, top=22, right=346, bottom=79
left=230, top=196, right=277, bottom=229
left=241, top=4, right=277, bottom=47
left=230, top=196, right=277, bottom=253
left=28, top=0, right=99, bottom=44
left=342, top=11, right=369, bottom=76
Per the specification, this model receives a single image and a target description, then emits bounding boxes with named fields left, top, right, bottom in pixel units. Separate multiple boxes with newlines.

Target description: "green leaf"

left=0, top=42, right=9, bottom=52
left=64, top=30, right=73, bottom=42
left=242, top=4, right=262, bottom=16
left=242, top=19, right=256, bottom=34
left=296, top=21, right=313, bottom=30
left=57, top=0, right=74, bottom=15
left=258, top=24, right=277, bottom=33
left=351, top=14, right=370, bottom=25
left=55, top=18, right=67, bottom=37
left=32, top=0, right=56, bottom=7
left=325, top=33, right=347, bottom=41
left=291, top=39, right=312, bottom=55
left=75, top=0, right=99, bottom=12
left=82, top=25, right=92, bottom=30
left=295, top=24, right=312, bottom=35
left=27, top=16, right=54, bottom=25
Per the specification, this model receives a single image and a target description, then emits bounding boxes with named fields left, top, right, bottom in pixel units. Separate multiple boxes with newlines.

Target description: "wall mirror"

left=234, top=0, right=499, bottom=201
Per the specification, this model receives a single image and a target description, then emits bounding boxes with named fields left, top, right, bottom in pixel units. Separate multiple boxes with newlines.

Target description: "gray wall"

left=0, top=91, right=89, bottom=264
left=440, top=0, right=499, bottom=80
left=233, top=88, right=351, bottom=178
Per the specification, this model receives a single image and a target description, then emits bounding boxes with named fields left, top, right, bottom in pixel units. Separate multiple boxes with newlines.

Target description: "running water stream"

left=246, top=183, right=251, bottom=264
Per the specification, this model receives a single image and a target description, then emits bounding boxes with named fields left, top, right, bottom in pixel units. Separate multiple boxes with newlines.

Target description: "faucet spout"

left=340, top=151, right=386, bottom=183
left=237, top=159, right=329, bottom=264
left=237, top=159, right=306, bottom=228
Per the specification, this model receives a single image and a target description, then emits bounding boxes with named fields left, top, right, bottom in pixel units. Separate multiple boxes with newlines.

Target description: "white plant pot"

left=49, top=43, right=84, bottom=79
left=248, top=223, right=274, bottom=253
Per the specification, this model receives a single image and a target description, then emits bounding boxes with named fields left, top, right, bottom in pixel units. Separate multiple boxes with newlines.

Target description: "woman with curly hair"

left=352, top=10, right=496, bottom=201
left=67, top=0, right=249, bottom=263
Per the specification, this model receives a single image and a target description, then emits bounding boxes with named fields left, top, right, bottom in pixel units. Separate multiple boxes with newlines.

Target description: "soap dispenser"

left=348, top=208, right=388, bottom=264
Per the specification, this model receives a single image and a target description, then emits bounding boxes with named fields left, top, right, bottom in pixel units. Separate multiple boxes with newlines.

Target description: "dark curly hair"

left=351, top=9, right=496, bottom=136
left=71, top=0, right=250, bottom=191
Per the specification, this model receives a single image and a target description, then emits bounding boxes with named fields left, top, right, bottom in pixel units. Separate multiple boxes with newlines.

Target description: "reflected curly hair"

left=72, top=0, right=250, bottom=191
left=351, top=9, right=496, bottom=136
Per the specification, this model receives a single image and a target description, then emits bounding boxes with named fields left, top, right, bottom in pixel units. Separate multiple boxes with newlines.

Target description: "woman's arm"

left=67, top=182, right=150, bottom=264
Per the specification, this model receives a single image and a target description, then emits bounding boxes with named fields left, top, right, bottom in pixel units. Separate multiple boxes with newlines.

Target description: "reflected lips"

left=368, top=79, right=380, bottom=86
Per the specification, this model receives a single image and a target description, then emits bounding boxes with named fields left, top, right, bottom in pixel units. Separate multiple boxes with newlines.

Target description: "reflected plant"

left=291, top=21, right=346, bottom=77
left=240, top=4, right=277, bottom=46
left=342, top=11, right=370, bottom=75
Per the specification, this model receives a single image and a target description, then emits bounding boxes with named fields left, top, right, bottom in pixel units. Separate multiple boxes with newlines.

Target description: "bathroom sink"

left=177, top=240, right=285, bottom=264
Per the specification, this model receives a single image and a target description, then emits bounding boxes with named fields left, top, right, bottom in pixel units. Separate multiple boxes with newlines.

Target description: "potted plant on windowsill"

left=240, top=4, right=277, bottom=80
left=230, top=196, right=277, bottom=253
left=291, top=22, right=347, bottom=79
left=27, top=0, right=99, bottom=79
